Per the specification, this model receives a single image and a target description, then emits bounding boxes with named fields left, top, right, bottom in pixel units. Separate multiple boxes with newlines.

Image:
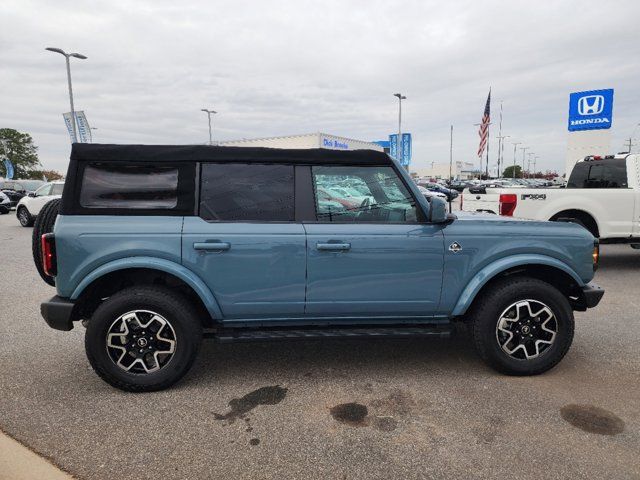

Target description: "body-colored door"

left=182, top=162, right=305, bottom=320
left=182, top=219, right=306, bottom=319
left=304, top=223, right=444, bottom=316
left=304, top=164, right=445, bottom=318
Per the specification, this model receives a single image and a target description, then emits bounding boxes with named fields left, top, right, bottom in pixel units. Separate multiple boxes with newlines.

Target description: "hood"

left=452, top=210, right=593, bottom=239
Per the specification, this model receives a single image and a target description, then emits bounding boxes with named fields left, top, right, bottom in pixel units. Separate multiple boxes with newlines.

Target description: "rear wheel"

left=471, top=277, right=574, bottom=375
left=85, top=286, right=203, bottom=392
left=32, top=199, right=61, bottom=286
left=17, top=206, right=33, bottom=227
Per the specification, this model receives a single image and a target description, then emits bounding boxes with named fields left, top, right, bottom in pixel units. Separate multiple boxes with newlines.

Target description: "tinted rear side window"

left=80, top=164, right=179, bottom=209
left=199, top=163, right=294, bottom=221
left=568, top=160, right=627, bottom=188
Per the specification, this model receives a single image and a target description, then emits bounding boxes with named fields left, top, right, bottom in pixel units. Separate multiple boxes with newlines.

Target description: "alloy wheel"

left=18, top=209, right=29, bottom=226
left=106, top=310, right=177, bottom=374
left=495, top=299, right=557, bottom=360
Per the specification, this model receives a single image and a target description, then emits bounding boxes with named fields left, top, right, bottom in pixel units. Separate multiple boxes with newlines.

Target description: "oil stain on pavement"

left=214, top=385, right=288, bottom=423
left=560, top=404, right=625, bottom=435
left=330, top=403, right=369, bottom=426
left=330, top=401, right=399, bottom=432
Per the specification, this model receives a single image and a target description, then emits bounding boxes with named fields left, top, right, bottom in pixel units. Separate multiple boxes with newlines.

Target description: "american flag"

left=477, top=90, right=491, bottom=158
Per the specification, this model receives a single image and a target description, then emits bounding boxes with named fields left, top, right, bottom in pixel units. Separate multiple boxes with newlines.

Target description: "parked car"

left=0, top=191, right=11, bottom=214
left=0, top=179, right=45, bottom=208
left=461, top=155, right=640, bottom=247
left=39, top=144, right=603, bottom=391
left=418, top=185, right=447, bottom=201
left=449, top=180, right=473, bottom=192
left=16, top=181, right=64, bottom=227
left=419, top=181, right=459, bottom=201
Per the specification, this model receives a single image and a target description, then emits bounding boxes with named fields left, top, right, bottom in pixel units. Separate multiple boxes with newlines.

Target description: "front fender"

left=70, top=256, right=223, bottom=319
left=451, top=254, right=584, bottom=316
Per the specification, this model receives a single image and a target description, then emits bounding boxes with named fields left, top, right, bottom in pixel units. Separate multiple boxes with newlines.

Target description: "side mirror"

left=28, top=192, right=36, bottom=197
left=429, top=197, right=449, bottom=223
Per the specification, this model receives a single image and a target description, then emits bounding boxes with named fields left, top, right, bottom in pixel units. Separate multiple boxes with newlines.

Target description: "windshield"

left=20, top=180, right=45, bottom=191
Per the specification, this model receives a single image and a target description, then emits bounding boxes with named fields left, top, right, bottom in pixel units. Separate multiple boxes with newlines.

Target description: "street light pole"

left=511, top=142, right=521, bottom=179
left=46, top=47, right=87, bottom=143
left=520, top=146, right=529, bottom=178
left=393, top=93, right=406, bottom=168
left=533, top=156, right=539, bottom=177
left=527, top=152, right=535, bottom=178
left=201, top=108, right=217, bottom=145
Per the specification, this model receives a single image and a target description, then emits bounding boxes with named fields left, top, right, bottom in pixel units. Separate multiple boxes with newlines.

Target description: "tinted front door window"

left=312, top=166, right=418, bottom=223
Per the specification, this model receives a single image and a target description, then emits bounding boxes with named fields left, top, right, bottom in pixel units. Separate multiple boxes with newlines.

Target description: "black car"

left=448, top=180, right=473, bottom=192
left=0, top=179, right=45, bottom=208
left=418, top=182, right=459, bottom=201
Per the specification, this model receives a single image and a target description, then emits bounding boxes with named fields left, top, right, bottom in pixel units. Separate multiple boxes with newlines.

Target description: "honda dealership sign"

left=568, top=89, right=614, bottom=131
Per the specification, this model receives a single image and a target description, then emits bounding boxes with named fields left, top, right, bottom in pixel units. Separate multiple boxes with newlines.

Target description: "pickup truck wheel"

left=471, top=277, right=574, bottom=375
left=17, top=206, right=33, bottom=227
left=85, top=286, right=203, bottom=392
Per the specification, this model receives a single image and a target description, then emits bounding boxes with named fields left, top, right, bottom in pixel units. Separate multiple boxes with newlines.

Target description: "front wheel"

left=85, top=286, right=203, bottom=392
left=471, top=277, right=574, bottom=375
left=17, top=206, right=33, bottom=227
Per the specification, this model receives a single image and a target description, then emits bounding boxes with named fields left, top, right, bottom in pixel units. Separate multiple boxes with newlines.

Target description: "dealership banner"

left=75, top=111, right=92, bottom=143
left=389, top=133, right=412, bottom=166
left=2, top=158, right=14, bottom=179
left=401, top=133, right=412, bottom=166
left=63, top=111, right=92, bottom=143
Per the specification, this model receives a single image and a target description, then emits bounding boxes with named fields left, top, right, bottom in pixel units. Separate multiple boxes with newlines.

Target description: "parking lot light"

left=201, top=108, right=217, bottom=145
left=46, top=47, right=87, bottom=143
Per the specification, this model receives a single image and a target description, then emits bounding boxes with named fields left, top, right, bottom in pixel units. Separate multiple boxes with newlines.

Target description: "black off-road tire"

left=31, top=198, right=61, bottom=286
left=17, top=205, right=34, bottom=227
left=85, top=286, right=203, bottom=392
left=470, top=277, right=574, bottom=376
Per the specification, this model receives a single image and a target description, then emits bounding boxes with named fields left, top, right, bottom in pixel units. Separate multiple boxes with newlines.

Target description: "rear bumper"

left=41, top=296, right=75, bottom=331
left=577, top=283, right=605, bottom=310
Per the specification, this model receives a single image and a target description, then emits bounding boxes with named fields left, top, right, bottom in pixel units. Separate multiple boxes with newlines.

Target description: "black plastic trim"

left=581, top=283, right=604, bottom=309
left=40, top=295, right=76, bottom=331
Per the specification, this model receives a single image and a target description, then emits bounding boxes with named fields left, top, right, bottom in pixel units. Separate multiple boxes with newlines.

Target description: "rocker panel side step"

left=209, top=324, right=452, bottom=343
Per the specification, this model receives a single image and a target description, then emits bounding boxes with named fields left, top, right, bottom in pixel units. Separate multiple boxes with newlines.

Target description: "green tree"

left=502, top=165, right=523, bottom=178
left=0, top=128, right=42, bottom=179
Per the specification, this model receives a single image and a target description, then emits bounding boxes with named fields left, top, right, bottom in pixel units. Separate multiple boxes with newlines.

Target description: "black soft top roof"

left=71, top=143, right=392, bottom=165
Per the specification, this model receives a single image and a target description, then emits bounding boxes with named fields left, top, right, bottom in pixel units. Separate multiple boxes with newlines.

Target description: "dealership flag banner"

left=389, top=134, right=398, bottom=160
left=2, top=158, right=14, bottom=179
left=477, top=90, right=491, bottom=158
left=63, top=111, right=92, bottom=143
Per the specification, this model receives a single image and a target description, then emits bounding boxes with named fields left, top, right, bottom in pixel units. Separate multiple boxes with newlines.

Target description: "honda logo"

left=577, top=95, right=605, bottom=116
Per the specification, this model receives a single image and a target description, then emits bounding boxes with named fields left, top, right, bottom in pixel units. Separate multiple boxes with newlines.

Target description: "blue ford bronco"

left=38, top=144, right=604, bottom=391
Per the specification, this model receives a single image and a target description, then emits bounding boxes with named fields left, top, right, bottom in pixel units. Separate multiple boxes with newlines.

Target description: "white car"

left=16, top=181, right=64, bottom=227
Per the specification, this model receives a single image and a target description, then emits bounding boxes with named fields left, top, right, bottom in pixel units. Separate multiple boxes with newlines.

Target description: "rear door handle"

left=316, top=242, right=351, bottom=251
left=193, top=242, right=231, bottom=251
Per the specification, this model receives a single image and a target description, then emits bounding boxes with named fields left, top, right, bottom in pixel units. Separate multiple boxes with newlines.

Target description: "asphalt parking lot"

left=0, top=212, right=639, bottom=480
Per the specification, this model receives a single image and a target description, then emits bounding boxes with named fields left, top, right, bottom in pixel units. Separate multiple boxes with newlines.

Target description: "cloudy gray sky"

left=1, top=0, right=639, bottom=174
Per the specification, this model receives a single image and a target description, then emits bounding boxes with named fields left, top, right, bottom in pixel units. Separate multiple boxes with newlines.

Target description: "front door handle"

left=193, top=242, right=231, bottom=251
left=316, top=242, right=351, bottom=251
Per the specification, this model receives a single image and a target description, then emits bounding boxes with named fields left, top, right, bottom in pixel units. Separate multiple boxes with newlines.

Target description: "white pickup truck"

left=462, top=154, right=640, bottom=245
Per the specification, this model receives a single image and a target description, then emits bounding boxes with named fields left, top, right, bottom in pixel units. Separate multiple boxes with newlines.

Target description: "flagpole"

left=449, top=125, right=453, bottom=213
left=497, top=101, right=503, bottom=178
left=485, top=123, right=490, bottom=178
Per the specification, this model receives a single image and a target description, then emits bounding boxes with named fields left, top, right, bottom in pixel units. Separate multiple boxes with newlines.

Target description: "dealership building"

left=219, top=132, right=383, bottom=152
left=411, top=161, right=477, bottom=180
